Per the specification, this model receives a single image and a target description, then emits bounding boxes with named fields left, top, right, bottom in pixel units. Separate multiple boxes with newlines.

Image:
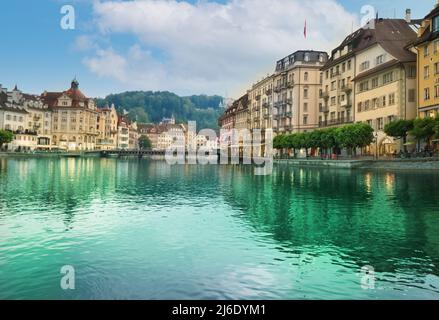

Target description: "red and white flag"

left=304, top=19, right=307, bottom=38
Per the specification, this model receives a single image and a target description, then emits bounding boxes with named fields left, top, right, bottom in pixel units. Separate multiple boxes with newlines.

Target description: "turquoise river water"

left=0, top=157, right=438, bottom=299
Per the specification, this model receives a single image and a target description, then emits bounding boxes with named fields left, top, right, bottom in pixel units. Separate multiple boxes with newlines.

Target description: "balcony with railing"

left=286, top=98, right=292, bottom=105
left=319, top=105, right=330, bottom=113
left=341, top=83, right=353, bottom=94
left=287, top=81, right=294, bottom=88
left=318, top=116, right=353, bottom=128
left=340, top=98, right=352, bottom=109
left=285, top=111, right=292, bottom=118
left=322, top=91, right=330, bottom=101
left=331, top=70, right=341, bottom=78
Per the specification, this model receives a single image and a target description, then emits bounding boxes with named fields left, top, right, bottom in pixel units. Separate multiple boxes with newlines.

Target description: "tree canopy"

left=0, top=130, right=14, bottom=148
left=273, top=123, right=374, bottom=156
left=138, top=135, right=152, bottom=150
left=384, top=119, right=414, bottom=142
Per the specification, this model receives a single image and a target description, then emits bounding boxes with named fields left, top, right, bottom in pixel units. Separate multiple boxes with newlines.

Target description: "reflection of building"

left=96, top=104, right=118, bottom=150
left=42, top=79, right=98, bottom=151
left=412, top=4, right=439, bottom=118
left=353, top=18, right=419, bottom=156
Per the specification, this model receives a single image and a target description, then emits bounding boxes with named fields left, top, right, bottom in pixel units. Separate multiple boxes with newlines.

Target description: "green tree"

left=335, top=123, right=374, bottom=157
left=319, top=128, right=339, bottom=156
left=0, top=130, right=14, bottom=149
left=384, top=119, right=414, bottom=151
left=138, top=135, right=152, bottom=150
left=410, top=117, right=437, bottom=150
left=354, top=123, right=375, bottom=151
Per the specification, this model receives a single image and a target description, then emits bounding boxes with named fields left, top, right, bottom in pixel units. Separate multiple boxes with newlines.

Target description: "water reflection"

left=219, top=164, right=439, bottom=277
left=0, top=158, right=438, bottom=299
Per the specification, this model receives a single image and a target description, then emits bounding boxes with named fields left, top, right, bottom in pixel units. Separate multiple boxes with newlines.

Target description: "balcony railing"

left=341, top=83, right=353, bottom=93
left=318, top=116, right=353, bottom=127
left=340, top=99, right=353, bottom=108
left=331, top=71, right=341, bottom=78
left=285, top=111, right=292, bottom=118
left=319, top=106, right=329, bottom=113
left=287, top=81, right=294, bottom=88
left=322, top=91, right=330, bottom=100
left=286, top=98, right=292, bottom=105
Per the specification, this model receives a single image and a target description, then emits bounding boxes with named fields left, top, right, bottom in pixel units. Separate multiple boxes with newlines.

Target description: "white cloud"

left=81, top=0, right=358, bottom=97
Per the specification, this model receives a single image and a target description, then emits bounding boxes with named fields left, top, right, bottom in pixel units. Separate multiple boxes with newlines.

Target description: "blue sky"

left=0, top=0, right=436, bottom=98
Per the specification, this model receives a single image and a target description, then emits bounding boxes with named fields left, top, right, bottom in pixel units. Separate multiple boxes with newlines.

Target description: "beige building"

left=129, top=121, right=138, bottom=150
left=353, top=18, right=419, bottom=156
left=96, top=104, right=118, bottom=151
left=0, top=85, right=51, bottom=151
left=42, top=79, right=98, bottom=151
left=138, top=123, right=186, bottom=151
left=273, top=50, right=328, bottom=134
left=248, top=75, right=273, bottom=132
left=320, top=32, right=360, bottom=128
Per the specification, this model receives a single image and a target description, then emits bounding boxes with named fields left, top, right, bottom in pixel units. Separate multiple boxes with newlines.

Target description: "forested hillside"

left=97, top=91, right=224, bottom=130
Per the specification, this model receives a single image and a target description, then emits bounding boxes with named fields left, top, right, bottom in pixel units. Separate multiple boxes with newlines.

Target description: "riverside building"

left=412, top=2, right=439, bottom=118
left=353, top=17, right=420, bottom=156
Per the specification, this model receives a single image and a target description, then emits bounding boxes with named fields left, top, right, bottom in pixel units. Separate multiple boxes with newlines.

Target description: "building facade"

left=273, top=50, right=328, bottom=134
left=413, top=3, right=439, bottom=118
left=0, top=85, right=51, bottom=151
left=354, top=18, right=419, bottom=156
left=42, top=79, right=98, bottom=151
left=96, top=104, right=118, bottom=150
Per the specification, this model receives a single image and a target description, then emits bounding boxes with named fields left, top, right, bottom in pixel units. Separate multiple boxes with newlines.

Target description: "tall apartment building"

left=273, top=50, right=328, bottom=134
left=354, top=18, right=419, bottom=156
left=248, top=75, right=274, bottom=133
left=96, top=104, right=118, bottom=150
left=42, top=79, right=98, bottom=151
left=412, top=2, right=439, bottom=118
left=320, top=31, right=363, bottom=128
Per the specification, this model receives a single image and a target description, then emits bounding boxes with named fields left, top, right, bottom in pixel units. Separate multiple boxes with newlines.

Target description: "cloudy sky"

left=0, top=0, right=436, bottom=99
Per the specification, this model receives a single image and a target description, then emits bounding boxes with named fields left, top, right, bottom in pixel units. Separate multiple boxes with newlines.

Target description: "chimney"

left=405, top=9, right=411, bottom=23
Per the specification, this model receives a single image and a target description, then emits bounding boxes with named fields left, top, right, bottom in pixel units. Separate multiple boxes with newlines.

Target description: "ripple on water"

left=1, top=159, right=439, bottom=299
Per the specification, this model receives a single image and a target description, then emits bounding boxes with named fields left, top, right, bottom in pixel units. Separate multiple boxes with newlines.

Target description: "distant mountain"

left=96, top=91, right=224, bottom=130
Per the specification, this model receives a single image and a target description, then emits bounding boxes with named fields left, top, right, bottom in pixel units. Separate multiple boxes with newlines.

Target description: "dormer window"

left=433, top=16, right=439, bottom=33
left=304, top=53, right=310, bottom=62
left=376, top=54, right=385, bottom=66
